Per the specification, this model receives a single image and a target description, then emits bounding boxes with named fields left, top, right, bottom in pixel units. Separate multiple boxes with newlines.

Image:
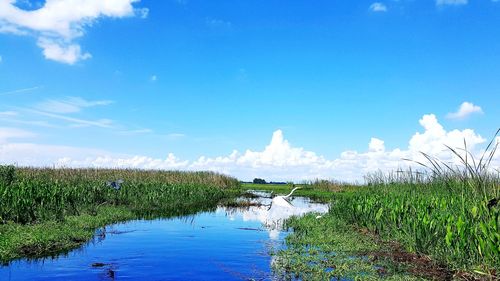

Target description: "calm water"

left=1, top=192, right=328, bottom=281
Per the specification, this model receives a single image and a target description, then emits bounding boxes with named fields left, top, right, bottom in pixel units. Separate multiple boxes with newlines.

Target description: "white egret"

left=270, top=185, right=301, bottom=208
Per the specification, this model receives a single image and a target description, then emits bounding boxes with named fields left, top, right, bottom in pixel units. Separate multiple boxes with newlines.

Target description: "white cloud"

left=0, top=114, right=497, bottom=183
left=150, top=75, right=157, bottom=82
left=137, top=7, right=149, bottom=19
left=0, top=143, right=108, bottom=166
left=370, top=2, right=387, bottom=12
left=118, top=128, right=153, bottom=135
left=368, top=138, right=385, bottom=152
left=436, top=0, right=468, bottom=6
left=36, top=96, right=113, bottom=114
left=0, top=127, right=36, bottom=143
left=0, top=111, right=18, bottom=117
left=0, top=86, right=42, bottom=96
left=446, top=102, right=483, bottom=120
left=206, top=18, right=232, bottom=29
left=166, top=133, right=186, bottom=139
left=30, top=109, right=114, bottom=128
left=0, top=0, right=145, bottom=64
left=56, top=153, right=189, bottom=170
left=37, top=37, right=91, bottom=64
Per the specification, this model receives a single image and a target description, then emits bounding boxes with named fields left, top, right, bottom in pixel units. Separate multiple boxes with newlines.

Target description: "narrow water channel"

left=1, top=191, right=328, bottom=281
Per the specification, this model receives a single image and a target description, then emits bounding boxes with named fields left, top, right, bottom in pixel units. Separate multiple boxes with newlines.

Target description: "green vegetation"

left=243, top=180, right=352, bottom=202
left=1, top=131, right=498, bottom=280
left=273, top=214, right=429, bottom=280
left=330, top=173, right=499, bottom=275
left=0, top=166, right=239, bottom=263
left=272, top=137, right=499, bottom=279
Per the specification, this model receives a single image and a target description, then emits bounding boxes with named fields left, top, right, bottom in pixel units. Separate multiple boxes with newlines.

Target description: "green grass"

left=273, top=213, right=427, bottom=281
left=2, top=131, right=498, bottom=280
left=0, top=206, right=135, bottom=262
left=242, top=182, right=341, bottom=202
left=270, top=176, right=499, bottom=279
left=272, top=131, right=500, bottom=279
left=329, top=176, right=499, bottom=275
left=0, top=166, right=240, bottom=263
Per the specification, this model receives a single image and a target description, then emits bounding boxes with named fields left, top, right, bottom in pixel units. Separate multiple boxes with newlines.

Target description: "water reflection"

left=1, top=191, right=329, bottom=281
left=222, top=191, right=329, bottom=240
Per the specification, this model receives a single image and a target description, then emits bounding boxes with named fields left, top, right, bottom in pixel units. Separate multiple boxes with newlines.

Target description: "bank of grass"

left=243, top=180, right=353, bottom=202
left=269, top=132, right=500, bottom=279
left=270, top=174, right=499, bottom=280
left=329, top=173, right=499, bottom=277
left=0, top=166, right=240, bottom=263
left=273, top=213, right=430, bottom=280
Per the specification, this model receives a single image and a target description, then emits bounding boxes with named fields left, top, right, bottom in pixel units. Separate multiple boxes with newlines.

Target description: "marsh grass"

left=273, top=214, right=423, bottom=280
left=0, top=167, right=239, bottom=224
left=273, top=130, right=499, bottom=279
left=0, top=166, right=239, bottom=262
left=331, top=130, right=500, bottom=274
left=242, top=182, right=347, bottom=202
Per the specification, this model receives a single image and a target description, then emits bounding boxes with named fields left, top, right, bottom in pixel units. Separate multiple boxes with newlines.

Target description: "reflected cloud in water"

left=220, top=191, right=329, bottom=240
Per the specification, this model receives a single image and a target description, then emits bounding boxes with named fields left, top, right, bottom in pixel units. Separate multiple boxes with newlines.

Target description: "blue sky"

left=0, top=0, right=499, bottom=181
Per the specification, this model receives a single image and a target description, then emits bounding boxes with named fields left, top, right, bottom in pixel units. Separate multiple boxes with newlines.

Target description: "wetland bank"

left=1, top=146, right=499, bottom=281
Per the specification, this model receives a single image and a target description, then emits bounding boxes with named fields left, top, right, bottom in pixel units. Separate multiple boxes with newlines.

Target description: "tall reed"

left=0, top=167, right=240, bottom=224
left=331, top=130, right=500, bottom=273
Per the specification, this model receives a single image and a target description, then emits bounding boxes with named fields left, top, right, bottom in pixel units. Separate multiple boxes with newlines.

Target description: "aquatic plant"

left=330, top=130, right=500, bottom=273
left=0, top=167, right=240, bottom=224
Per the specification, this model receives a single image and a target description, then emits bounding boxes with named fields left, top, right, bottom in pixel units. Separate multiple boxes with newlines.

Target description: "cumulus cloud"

left=56, top=153, right=189, bottom=170
left=436, top=0, right=468, bottom=6
left=0, top=114, right=497, bottom=182
left=368, top=138, right=385, bottom=152
left=186, top=115, right=491, bottom=181
left=0, top=0, right=145, bottom=64
left=37, top=37, right=91, bottom=64
left=370, top=2, right=387, bottom=12
left=446, top=102, right=483, bottom=120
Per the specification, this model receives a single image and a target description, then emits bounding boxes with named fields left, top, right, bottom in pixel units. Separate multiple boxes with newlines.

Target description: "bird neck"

left=284, top=186, right=300, bottom=198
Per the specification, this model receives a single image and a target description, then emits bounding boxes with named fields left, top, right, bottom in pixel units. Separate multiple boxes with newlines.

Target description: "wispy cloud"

left=0, top=111, right=18, bottom=117
left=166, top=133, right=186, bottom=139
left=0, top=86, right=42, bottom=96
left=118, top=128, right=153, bottom=135
left=370, top=2, right=387, bottom=12
left=436, top=0, right=468, bottom=6
left=29, top=109, right=114, bottom=128
left=0, top=118, right=56, bottom=128
left=446, top=102, right=483, bottom=120
left=206, top=18, right=232, bottom=29
left=150, top=75, right=158, bottom=82
left=0, top=127, right=36, bottom=143
left=0, top=110, right=57, bottom=128
left=35, top=97, right=114, bottom=114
